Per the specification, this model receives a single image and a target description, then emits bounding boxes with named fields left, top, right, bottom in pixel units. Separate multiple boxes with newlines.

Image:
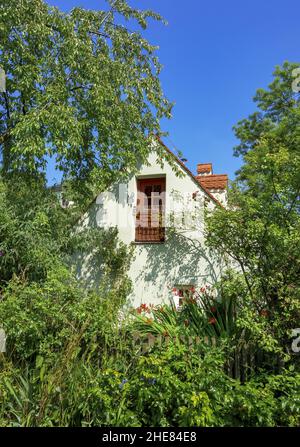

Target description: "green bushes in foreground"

left=0, top=269, right=299, bottom=427
left=1, top=334, right=300, bottom=427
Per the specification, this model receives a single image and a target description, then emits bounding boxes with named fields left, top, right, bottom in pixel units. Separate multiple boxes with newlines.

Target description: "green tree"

left=207, top=62, right=300, bottom=360
left=0, top=0, right=172, bottom=193
left=0, top=172, right=131, bottom=289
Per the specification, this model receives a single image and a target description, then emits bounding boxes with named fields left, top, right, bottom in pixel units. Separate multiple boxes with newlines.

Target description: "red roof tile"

left=196, top=174, right=228, bottom=190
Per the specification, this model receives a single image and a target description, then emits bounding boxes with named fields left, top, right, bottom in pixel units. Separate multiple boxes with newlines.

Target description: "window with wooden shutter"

left=135, top=178, right=166, bottom=243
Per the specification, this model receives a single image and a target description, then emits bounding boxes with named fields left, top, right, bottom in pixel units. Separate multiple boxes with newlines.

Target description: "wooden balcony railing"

left=135, top=226, right=165, bottom=243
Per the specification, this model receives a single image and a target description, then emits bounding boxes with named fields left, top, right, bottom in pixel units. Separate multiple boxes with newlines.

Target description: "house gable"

left=75, top=138, right=228, bottom=307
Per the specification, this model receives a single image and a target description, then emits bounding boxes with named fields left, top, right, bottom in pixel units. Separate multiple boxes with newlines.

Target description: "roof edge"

left=155, top=135, right=224, bottom=208
left=75, top=135, right=224, bottom=225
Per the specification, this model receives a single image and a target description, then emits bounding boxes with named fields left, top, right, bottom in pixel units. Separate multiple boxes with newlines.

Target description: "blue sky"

left=46, top=0, right=300, bottom=183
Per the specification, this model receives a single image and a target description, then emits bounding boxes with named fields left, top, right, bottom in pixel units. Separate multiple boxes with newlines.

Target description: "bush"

left=1, top=321, right=300, bottom=426
left=0, top=265, right=130, bottom=365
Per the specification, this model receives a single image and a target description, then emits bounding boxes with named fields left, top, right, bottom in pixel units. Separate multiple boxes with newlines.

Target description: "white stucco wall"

left=207, top=189, right=227, bottom=206
left=76, top=150, right=225, bottom=308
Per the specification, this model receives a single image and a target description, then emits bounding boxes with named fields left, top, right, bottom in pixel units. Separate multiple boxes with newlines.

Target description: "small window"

left=135, top=177, right=166, bottom=243
left=173, top=285, right=195, bottom=307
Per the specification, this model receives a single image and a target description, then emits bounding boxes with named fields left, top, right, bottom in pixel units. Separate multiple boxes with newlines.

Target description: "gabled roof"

left=76, top=136, right=224, bottom=224
left=156, top=136, right=223, bottom=207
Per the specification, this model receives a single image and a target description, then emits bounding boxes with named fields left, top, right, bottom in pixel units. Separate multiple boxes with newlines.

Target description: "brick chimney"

left=197, top=163, right=213, bottom=176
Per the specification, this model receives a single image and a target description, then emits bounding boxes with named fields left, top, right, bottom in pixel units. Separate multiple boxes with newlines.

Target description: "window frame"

left=135, top=176, right=166, bottom=243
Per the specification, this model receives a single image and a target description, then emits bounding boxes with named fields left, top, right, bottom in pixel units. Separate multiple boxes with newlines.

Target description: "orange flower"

left=208, top=317, right=217, bottom=325
left=136, top=303, right=150, bottom=314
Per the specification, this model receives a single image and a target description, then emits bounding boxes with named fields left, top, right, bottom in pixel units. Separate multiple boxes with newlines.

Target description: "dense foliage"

left=0, top=0, right=173, bottom=197
left=206, top=62, right=300, bottom=364
left=0, top=0, right=299, bottom=425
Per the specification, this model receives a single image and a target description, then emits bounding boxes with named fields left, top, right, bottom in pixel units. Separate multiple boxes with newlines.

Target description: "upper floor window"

left=135, top=177, right=166, bottom=243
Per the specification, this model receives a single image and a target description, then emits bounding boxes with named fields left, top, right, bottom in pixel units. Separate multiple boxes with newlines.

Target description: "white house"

left=75, top=138, right=228, bottom=308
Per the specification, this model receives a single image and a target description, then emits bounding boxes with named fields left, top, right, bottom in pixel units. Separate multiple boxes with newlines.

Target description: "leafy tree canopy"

left=207, top=62, right=300, bottom=359
left=0, top=0, right=172, bottom=194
